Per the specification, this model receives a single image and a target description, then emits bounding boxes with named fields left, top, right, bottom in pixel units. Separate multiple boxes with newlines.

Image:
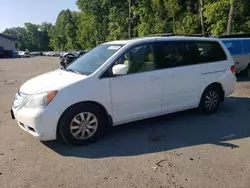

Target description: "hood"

left=20, top=69, right=86, bottom=94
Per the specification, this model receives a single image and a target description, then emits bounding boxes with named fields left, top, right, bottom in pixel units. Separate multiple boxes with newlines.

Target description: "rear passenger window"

left=155, top=40, right=227, bottom=69
left=197, top=41, right=227, bottom=63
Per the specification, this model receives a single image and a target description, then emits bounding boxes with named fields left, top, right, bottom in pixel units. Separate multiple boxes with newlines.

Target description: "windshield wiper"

left=71, top=69, right=84, bottom=75
left=62, top=68, right=84, bottom=75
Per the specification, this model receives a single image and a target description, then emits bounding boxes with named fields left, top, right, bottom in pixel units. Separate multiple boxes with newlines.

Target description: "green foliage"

left=3, top=22, right=52, bottom=51
left=3, top=0, right=250, bottom=51
left=175, top=12, right=200, bottom=34
left=108, top=3, right=128, bottom=40
left=49, top=9, right=80, bottom=51
left=204, top=0, right=229, bottom=35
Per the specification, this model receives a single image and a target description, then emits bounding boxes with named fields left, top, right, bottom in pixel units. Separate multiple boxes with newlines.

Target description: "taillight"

left=231, top=65, right=236, bottom=73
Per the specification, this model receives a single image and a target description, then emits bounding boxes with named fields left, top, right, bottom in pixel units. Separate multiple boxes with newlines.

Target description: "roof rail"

left=218, top=33, right=250, bottom=38
left=146, top=33, right=174, bottom=37
left=146, top=33, right=210, bottom=37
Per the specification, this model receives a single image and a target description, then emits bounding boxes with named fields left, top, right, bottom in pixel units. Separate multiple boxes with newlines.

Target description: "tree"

left=3, top=22, right=52, bottom=51
left=204, top=0, right=230, bottom=35
left=49, top=9, right=80, bottom=51
left=226, top=0, right=236, bottom=34
left=199, top=0, right=205, bottom=34
left=3, top=0, right=250, bottom=50
left=77, top=0, right=110, bottom=46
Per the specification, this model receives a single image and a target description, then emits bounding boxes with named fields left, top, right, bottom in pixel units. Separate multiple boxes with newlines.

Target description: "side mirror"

left=112, top=64, right=128, bottom=75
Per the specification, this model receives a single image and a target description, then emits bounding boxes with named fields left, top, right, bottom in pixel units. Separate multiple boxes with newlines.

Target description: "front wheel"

left=59, top=103, right=108, bottom=146
left=199, top=86, right=222, bottom=114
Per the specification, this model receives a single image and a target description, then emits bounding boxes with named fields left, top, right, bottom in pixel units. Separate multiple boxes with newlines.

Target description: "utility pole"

left=227, top=0, right=236, bottom=35
left=128, top=0, right=131, bottom=39
left=199, top=0, right=205, bottom=35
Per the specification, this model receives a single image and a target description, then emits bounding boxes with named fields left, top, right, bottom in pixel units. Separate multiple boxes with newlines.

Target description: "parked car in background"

left=219, top=34, right=250, bottom=76
left=59, top=49, right=90, bottom=68
left=11, top=36, right=236, bottom=146
left=44, top=51, right=53, bottom=56
left=12, top=50, right=21, bottom=58
left=30, top=52, right=42, bottom=56
left=18, top=51, right=31, bottom=58
left=49, top=52, right=59, bottom=57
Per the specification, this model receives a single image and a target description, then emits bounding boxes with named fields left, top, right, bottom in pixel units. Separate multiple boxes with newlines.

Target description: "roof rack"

left=218, top=33, right=250, bottom=38
left=146, top=33, right=210, bottom=37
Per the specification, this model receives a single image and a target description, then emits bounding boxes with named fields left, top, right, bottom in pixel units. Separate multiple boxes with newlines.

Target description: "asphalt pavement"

left=1, top=57, right=250, bottom=188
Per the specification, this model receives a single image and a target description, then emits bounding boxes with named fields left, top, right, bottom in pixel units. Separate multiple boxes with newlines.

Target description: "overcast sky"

left=0, top=0, right=79, bottom=32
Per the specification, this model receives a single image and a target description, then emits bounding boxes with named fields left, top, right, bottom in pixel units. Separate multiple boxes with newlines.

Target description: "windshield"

left=66, top=44, right=123, bottom=75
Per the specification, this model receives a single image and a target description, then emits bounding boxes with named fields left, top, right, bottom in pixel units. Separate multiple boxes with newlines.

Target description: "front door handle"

left=148, top=76, right=160, bottom=81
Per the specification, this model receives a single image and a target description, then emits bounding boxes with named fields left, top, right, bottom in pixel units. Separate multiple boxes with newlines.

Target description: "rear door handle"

left=148, top=76, right=160, bottom=81
left=168, top=74, right=175, bottom=77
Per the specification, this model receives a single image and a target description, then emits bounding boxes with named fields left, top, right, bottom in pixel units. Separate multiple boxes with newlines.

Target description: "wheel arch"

left=56, top=101, right=113, bottom=140
left=201, top=82, right=225, bottom=102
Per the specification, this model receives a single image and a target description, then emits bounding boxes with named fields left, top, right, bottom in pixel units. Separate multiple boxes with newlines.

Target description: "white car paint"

left=18, top=51, right=30, bottom=57
left=19, top=69, right=85, bottom=94
left=11, top=36, right=236, bottom=141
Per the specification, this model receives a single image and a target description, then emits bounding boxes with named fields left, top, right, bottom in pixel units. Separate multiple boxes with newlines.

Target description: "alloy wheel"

left=70, top=112, right=98, bottom=140
left=204, top=91, right=219, bottom=111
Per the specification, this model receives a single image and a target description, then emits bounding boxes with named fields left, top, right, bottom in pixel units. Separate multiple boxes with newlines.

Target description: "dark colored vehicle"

left=60, top=50, right=90, bottom=68
left=12, top=51, right=21, bottom=58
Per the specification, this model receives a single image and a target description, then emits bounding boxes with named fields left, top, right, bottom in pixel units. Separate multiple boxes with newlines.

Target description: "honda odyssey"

left=11, top=36, right=236, bottom=145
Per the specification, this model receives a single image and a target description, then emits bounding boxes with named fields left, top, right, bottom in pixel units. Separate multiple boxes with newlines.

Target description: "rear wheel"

left=240, top=64, right=249, bottom=77
left=59, top=103, right=108, bottom=146
left=199, top=85, right=222, bottom=114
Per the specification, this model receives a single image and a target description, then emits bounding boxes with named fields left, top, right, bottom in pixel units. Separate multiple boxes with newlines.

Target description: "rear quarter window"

left=197, top=41, right=227, bottom=63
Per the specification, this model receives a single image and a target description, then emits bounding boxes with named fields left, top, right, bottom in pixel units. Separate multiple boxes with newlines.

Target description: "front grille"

left=19, top=122, right=36, bottom=133
left=19, top=122, right=25, bottom=128
left=27, top=126, right=36, bottom=133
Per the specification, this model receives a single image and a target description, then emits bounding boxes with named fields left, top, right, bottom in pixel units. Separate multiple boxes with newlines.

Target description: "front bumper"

left=12, top=105, right=58, bottom=141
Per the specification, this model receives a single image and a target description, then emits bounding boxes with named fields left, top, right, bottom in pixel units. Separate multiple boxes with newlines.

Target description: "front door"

left=109, top=44, right=163, bottom=124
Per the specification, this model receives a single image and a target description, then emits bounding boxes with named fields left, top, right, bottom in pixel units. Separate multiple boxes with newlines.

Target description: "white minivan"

left=11, top=36, right=236, bottom=145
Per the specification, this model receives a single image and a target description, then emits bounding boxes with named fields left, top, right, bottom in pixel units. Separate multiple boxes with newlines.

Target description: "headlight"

left=22, top=90, right=58, bottom=109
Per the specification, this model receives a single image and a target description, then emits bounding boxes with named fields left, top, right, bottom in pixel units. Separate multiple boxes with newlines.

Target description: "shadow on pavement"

left=236, top=73, right=250, bottom=82
left=43, top=97, right=250, bottom=158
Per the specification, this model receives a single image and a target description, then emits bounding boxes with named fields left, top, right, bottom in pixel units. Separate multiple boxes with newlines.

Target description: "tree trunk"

left=199, top=0, right=205, bottom=35
left=226, top=0, right=236, bottom=35
left=173, top=17, right=175, bottom=34
left=128, top=0, right=131, bottom=39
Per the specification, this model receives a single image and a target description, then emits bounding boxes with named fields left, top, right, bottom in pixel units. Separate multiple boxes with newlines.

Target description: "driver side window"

left=114, top=44, right=156, bottom=75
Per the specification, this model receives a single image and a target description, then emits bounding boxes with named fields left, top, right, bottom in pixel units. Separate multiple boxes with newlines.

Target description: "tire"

left=58, top=103, right=108, bottom=146
left=240, top=65, right=249, bottom=77
left=199, top=85, right=222, bottom=115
